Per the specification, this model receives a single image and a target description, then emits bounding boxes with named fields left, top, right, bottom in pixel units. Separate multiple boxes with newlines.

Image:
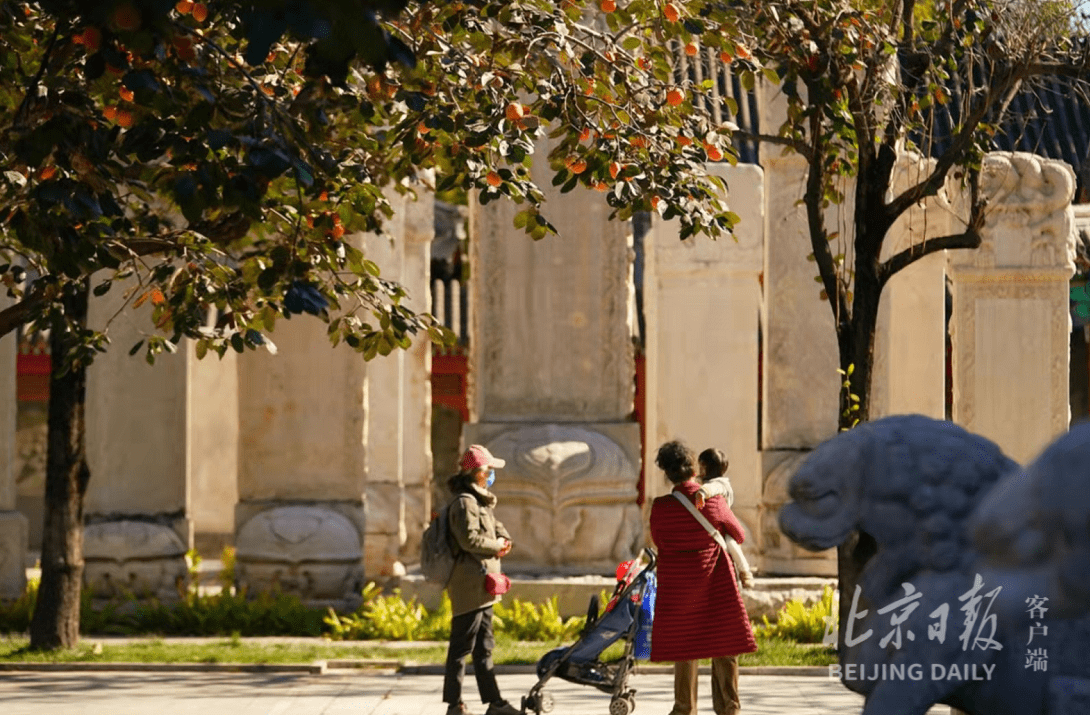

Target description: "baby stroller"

left=521, top=548, right=657, bottom=715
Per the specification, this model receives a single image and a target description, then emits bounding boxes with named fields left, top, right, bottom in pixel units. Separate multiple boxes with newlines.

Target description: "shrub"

left=494, top=596, right=585, bottom=642
left=219, top=547, right=237, bottom=593
left=325, top=583, right=452, bottom=641
left=1, top=562, right=620, bottom=644
left=130, top=589, right=327, bottom=637
left=754, top=585, right=837, bottom=643
left=0, top=577, right=38, bottom=634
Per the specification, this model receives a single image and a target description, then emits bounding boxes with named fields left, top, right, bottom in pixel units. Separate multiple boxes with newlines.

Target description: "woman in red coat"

left=650, top=441, right=757, bottom=715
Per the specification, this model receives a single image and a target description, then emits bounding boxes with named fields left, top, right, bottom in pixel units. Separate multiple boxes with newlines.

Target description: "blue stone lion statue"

left=779, top=415, right=1090, bottom=715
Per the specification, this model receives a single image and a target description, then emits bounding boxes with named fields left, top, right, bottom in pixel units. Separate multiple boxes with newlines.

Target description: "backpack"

left=420, top=495, right=469, bottom=585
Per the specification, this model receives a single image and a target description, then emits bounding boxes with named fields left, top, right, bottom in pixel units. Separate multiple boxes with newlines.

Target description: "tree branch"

left=803, top=88, right=851, bottom=333
left=879, top=229, right=982, bottom=286
left=732, top=130, right=811, bottom=161
left=0, top=292, right=45, bottom=339
left=886, top=65, right=1021, bottom=221
left=1025, top=61, right=1090, bottom=78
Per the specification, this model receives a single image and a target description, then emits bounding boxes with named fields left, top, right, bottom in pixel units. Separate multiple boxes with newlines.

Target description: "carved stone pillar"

left=465, top=142, right=641, bottom=574
left=189, top=349, right=239, bottom=556
left=399, top=193, right=434, bottom=571
left=871, top=154, right=949, bottom=419
left=364, top=209, right=407, bottom=579
left=643, top=162, right=763, bottom=569
left=84, top=281, right=192, bottom=600
left=0, top=293, right=28, bottom=600
left=236, top=315, right=366, bottom=606
left=359, top=190, right=434, bottom=580
left=949, top=153, right=1077, bottom=464
left=758, top=84, right=838, bottom=575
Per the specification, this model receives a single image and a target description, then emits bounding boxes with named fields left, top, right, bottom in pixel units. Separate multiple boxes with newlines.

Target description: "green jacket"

left=446, top=483, right=512, bottom=617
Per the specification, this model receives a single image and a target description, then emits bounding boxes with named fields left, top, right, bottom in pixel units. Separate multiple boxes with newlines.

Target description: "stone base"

left=364, top=533, right=405, bottom=581
left=760, top=450, right=838, bottom=576
left=234, top=503, right=365, bottom=603
left=0, top=511, right=29, bottom=601
left=395, top=572, right=836, bottom=622
left=83, top=520, right=189, bottom=601
left=194, top=531, right=234, bottom=559
left=463, top=422, right=644, bottom=574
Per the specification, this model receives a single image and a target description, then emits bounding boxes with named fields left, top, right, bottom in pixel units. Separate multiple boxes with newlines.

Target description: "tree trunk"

left=834, top=268, right=882, bottom=653
left=29, top=282, right=91, bottom=650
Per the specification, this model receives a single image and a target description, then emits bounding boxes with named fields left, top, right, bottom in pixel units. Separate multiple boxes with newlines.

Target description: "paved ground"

left=1, top=669, right=954, bottom=715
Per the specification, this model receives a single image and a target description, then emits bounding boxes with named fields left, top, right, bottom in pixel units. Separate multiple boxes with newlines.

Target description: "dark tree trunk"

left=832, top=222, right=885, bottom=653
left=29, top=282, right=91, bottom=650
left=837, top=273, right=880, bottom=432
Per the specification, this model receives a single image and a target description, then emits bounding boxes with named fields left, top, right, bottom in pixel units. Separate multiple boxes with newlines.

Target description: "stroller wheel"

left=624, top=693, right=636, bottom=713
left=609, top=696, right=632, bottom=715
left=524, top=691, right=554, bottom=714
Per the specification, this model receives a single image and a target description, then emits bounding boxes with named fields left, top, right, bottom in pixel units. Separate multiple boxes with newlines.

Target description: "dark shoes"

left=446, top=703, right=475, bottom=715
left=485, top=701, right=522, bottom=715
left=447, top=699, right=520, bottom=715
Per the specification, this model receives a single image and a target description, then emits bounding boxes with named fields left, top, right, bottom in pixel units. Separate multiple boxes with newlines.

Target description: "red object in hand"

left=484, top=573, right=511, bottom=596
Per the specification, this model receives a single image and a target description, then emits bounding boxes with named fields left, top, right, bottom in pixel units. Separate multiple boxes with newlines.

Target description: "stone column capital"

left=949, top=153, right=1077, bottom=274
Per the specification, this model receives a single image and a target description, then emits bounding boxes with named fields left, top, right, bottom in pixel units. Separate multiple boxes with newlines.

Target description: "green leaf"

left=195, top=340, right=208, bottom=360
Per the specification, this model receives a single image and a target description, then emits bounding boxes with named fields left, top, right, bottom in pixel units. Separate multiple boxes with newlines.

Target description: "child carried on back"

left=696, top=448, right=755, bottom=588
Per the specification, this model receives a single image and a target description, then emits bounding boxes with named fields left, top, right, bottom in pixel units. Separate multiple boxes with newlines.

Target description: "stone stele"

left=234, top=505, right=364, bottom=603
left=780, top=415, right=1090, bottom=715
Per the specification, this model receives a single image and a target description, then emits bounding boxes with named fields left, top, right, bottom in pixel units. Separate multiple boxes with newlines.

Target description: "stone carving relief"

left=780, top=415, right=1090, bottom=715
left=483, top=425, right=642, bottom=574
left=234, top=505, right=364, bottom=602
left=760, top=452, right=836, bottom=574
left=83, top=520, right=188, bottom=601
left=949, top=153, right=1077, bottom=271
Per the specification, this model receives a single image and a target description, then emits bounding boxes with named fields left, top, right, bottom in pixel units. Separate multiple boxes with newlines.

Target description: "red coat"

left=649, top=480, right=757, bottom=662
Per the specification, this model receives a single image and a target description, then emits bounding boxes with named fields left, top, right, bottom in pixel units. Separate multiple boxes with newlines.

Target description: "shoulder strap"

left=673, top=491, right=730, bottom=555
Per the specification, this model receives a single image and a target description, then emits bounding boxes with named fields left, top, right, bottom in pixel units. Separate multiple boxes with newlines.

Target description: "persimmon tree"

left=731, top=0, right=1089, bottom=656
left=0, top=0, right=753, bottom=649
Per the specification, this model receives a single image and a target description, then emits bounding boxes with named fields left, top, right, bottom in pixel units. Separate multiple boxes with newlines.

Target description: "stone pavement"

left=0, top=669, right=954, bottom=715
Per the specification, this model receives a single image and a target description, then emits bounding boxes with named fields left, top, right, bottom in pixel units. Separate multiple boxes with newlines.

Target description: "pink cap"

left=460, top=444, right=506, bottom=471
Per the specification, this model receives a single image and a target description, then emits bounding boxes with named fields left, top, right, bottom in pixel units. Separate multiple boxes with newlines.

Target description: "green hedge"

left=2, top=554, right=834, bottom=645
left=1, top=570, right=604, bottom=642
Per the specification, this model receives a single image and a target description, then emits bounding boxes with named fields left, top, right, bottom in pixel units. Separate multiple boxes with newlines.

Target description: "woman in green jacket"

left=442, top=445, right=520, bottom=715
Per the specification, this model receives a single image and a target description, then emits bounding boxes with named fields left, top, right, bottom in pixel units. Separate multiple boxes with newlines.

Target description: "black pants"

left=443, top=606, right=502, bottom=706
